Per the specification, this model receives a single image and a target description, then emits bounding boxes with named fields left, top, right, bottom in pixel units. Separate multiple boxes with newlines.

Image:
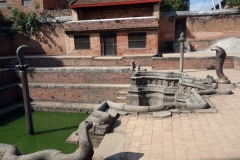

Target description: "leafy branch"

left=7, top=3, right=43, bottom=36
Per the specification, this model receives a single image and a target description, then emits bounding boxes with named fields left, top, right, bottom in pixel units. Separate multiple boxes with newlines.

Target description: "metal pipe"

left=212, top=0, right=216, bottom=10
left=218, top=0, right=222, bottom=9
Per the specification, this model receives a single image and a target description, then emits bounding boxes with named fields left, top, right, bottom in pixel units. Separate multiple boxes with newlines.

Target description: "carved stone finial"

left=210, top=46, right=230, bottom=84
left=178, top=32, right=186, bottom=42
left=15, top=45, right=29, bottom=71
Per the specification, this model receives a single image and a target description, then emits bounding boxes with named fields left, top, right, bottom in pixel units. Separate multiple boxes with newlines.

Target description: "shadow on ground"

left=34, top=125, right=78, bottom=135
left=104, top=152, right=144, bottom=160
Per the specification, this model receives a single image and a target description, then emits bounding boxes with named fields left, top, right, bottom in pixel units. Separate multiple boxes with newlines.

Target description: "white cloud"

left=190, top=2, right=213, bottom=11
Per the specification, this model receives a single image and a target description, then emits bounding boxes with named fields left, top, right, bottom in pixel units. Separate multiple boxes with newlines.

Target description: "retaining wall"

left=21, top=67, right=133, bottom=84
left=28, top=84, right=129, bottom=103
left=152, top=56, right=234, bottom=70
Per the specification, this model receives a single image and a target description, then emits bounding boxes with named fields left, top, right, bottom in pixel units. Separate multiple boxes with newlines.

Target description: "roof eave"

left=70, top=0, right=161, bottom=9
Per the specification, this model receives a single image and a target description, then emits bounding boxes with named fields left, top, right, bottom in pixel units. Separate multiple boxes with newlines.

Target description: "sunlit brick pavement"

left=114, top=69, right=240, bottom=160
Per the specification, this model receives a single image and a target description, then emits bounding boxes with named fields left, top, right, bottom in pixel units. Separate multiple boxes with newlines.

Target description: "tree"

left=227, top=0, right=240, bottom=8
left=160, top=0, right=190, bottom=12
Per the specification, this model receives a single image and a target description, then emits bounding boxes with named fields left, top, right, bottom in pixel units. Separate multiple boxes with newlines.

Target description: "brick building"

left=0, top=0, right=69, bottom=16
left=64, top=0, right=161, bottom=56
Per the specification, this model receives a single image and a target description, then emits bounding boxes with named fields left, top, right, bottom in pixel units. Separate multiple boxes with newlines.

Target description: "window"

left=74, top=35, right=90, bottom=50
left=23, top=0, right=32, bottom=6
left=0, top=1, right=6, bottom=8
left=128, top=32, right=146, bottom=48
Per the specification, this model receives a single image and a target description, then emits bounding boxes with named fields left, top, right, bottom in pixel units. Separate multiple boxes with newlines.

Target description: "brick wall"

left=65, top=33, right=101, bottom=56
left=42, top=0, right=68, bottom=10
left=152, top=56, right=234, bottom=70
left=160, top=14, right=240, bottom=51
left=0, top=23, right=66, bottom=55
left=65, top=30, right=158, bottom=56
left=29, top=84, right=128, bottom=103
left=186, top=15, right=240, bottom=41
left=24, top=68, right=133, bottom=84
left=158, top=16, right=175, bottom=50
left=24, top=55, right=153, bottom=67
left=117, top=30, right=159, bottom=56
left=0, top=0, right=44, bottom=16
left=188, top=40, right=217, bottom=51
left=0, top=0, right=68, bottom=16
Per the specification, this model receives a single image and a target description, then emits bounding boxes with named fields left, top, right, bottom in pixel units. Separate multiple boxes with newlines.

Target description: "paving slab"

left=93, top=133, right=126, bottom=160
left=102, top=69, right=240, bottom=160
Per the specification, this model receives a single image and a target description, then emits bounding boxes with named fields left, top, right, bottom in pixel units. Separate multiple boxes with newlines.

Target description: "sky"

left=190, top=0, right=221, bottom=11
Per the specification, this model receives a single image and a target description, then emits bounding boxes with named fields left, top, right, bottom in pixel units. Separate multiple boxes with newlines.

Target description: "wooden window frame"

left=74, top=35, right=91, bottom=50
left=22, top=0, right=33, bottom=6
left=128, top=32, right=146, bottom=49
left=0, top=1, right=6, bottom=8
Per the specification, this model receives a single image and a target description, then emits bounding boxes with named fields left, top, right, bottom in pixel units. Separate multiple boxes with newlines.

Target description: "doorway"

left=100, top=33, right=117, bottom=56
left=175, top=18, right=186, bottom=39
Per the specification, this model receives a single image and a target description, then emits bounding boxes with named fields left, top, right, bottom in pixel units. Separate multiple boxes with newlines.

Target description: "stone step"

left=4, top=65, right=14, bottom=68
left=116, top=97, right=126, bottom=103
left=15, top=67, right=134, bottom=84
left=0, top=69, right=19, bottom=86
left=0, top=83, right=21, bottom=108
left=28, top=83, right=130, bottom=104
left=117, top=91, right=128, bottom=97
left=31, top=101, right=99, bottom=113
left=0, top=101, right=24, bottom=120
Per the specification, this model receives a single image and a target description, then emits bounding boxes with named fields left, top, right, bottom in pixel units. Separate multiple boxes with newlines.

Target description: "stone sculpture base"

left=217, top=83, right=236, bottom=90
left=216, top=77, right=231, bottom=84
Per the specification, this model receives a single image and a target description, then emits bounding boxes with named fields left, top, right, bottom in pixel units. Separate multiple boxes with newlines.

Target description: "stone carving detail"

left=211, top=46, right=230, bottom=84
left=0, top=121, right=94, bottom=160
left=106, top=70, right=232, bottom=113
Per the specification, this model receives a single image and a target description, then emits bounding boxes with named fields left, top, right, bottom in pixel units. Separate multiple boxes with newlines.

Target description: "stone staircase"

left=116, top=91, right=128, bottom=103
left=3, top=58, right=18, bottom=68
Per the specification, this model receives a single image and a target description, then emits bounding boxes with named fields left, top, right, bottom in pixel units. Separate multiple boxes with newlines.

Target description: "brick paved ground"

left=113, top=69, right=240, bottom=160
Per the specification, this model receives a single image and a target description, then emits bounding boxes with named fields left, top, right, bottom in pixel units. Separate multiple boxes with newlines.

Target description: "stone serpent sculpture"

left=210, top=46, right=230, bottom=84
left=15, top=45, right=29, bottom=71
left=0, top=121, right=94, bottom=160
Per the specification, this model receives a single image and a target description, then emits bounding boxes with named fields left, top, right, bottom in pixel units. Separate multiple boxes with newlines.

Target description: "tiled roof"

left=70, top=0, right=161, bottom=8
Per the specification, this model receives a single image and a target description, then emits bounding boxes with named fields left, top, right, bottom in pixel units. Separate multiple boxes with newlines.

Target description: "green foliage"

left=160, top=0, right=190, bottom=12
left=66, top=0, right=73, bottom=4
left=0, top=112, right=89, bottom=154
left=227, top=0, right=240, bottom=8
left=7, top=3, right=42, bottom=36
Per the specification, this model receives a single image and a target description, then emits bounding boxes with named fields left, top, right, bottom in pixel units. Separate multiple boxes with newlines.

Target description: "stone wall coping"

left=161, top=9, right=240, bottom=17
left=14, top=67, right=133, bottom=73
left=152, top=56, right=234, bottom=60
left=41, top=16, right=72, bottom=23
left=27, top=83, right=130, bottom=89
left=131, top=76, right=180, bottom=80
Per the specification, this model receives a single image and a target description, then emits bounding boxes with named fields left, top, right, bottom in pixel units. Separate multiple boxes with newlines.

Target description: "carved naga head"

left=210, top=46, right=226, bottom=58
left=16, top=45, right=29, bottom=71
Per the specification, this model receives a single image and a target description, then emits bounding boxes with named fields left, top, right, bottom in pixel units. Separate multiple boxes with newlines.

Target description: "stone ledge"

left=24, top=67, right=133, bottom=73
left=28, top=83, right=130, bottom=89
left=31, top=101, right=99, bottom=113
